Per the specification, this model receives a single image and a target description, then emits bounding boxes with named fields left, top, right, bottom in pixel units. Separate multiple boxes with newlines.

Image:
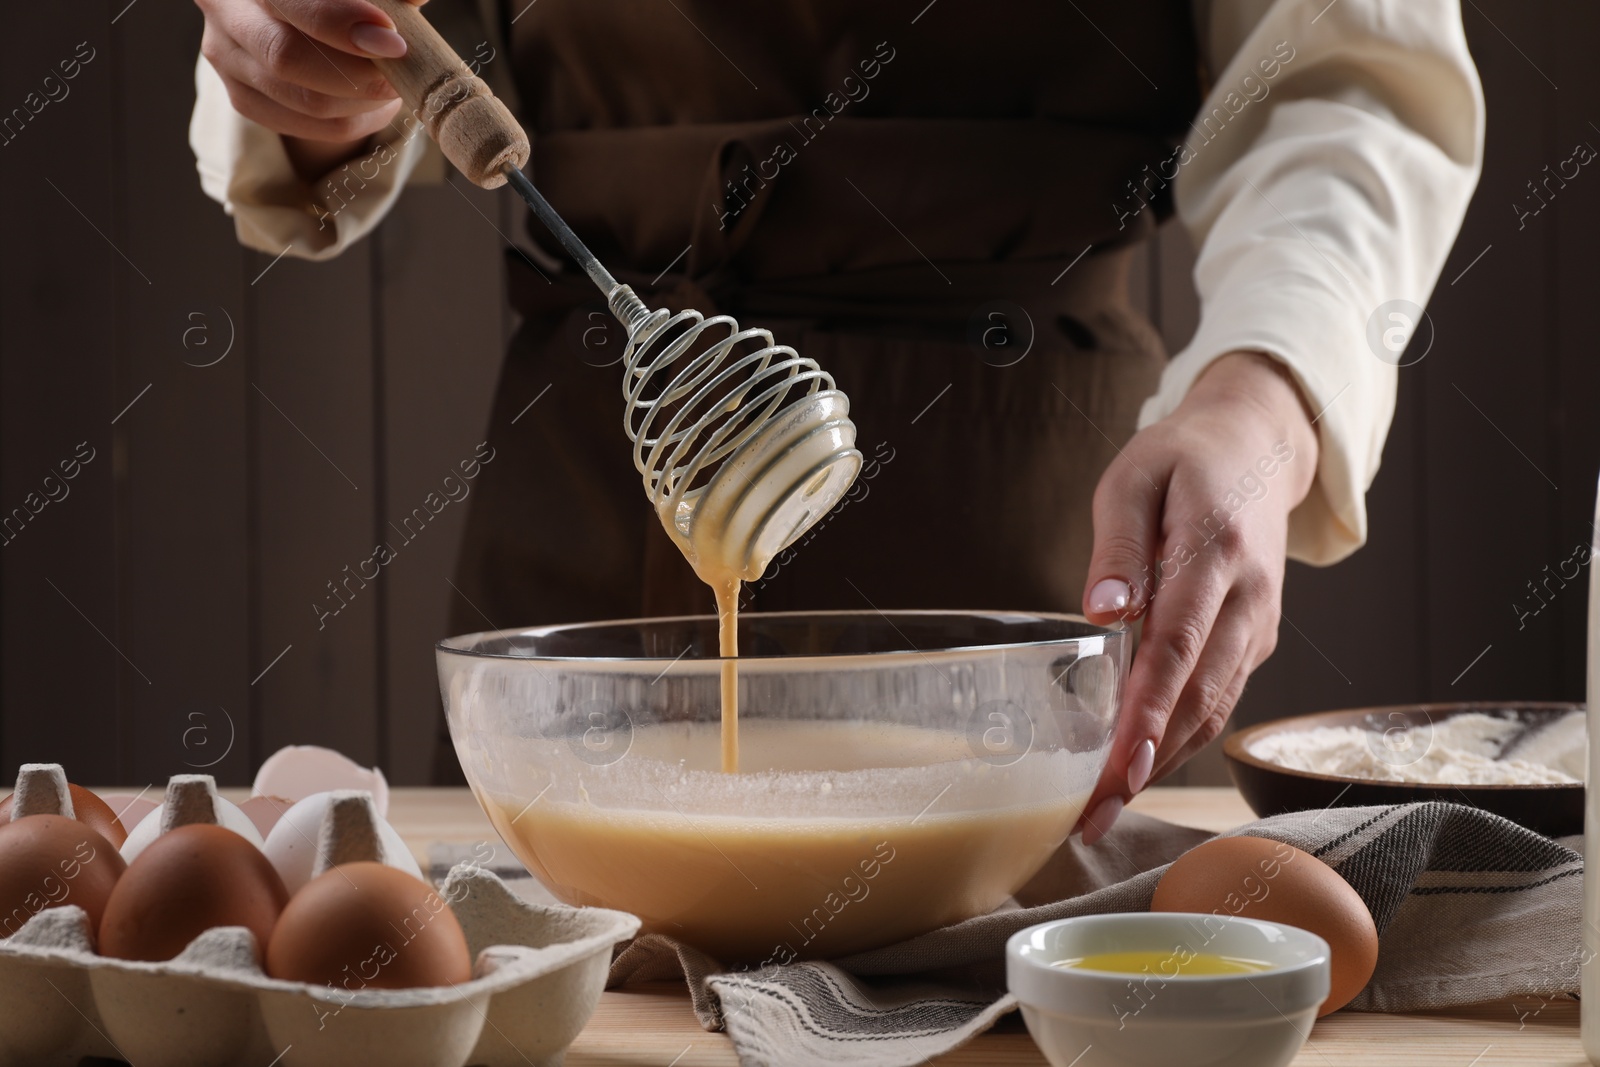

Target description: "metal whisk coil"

left=503, top=164, right=861, bottom=581
left=361, top=8, right=862, bottom=588
left=608, top=289, right=830, bottom=521
left=607, top=284, right=862, bottom=579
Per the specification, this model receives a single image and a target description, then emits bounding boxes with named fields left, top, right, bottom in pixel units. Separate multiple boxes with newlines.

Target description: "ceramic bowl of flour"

left=1224, top=702, right=1584, bottom=837
left=438, top=610, right=1128, bottom=962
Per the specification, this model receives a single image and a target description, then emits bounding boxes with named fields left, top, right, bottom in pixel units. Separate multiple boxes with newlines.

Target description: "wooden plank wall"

left=1, top=0, right=1594, bottom=788
left=0, top=1, right=508, bottom=788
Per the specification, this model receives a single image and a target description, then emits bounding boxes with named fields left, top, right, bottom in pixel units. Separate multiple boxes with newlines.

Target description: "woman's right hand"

left=196, top=0, right=422, bottom=173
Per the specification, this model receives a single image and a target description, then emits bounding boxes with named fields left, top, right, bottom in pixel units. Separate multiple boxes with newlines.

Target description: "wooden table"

left=377, top=786, right=1586, bottom=1066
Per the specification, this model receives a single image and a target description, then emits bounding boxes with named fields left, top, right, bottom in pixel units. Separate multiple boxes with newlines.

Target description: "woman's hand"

left=1076, top=351, right=1319, bottom=844
left=196, top=0, right=421, bottom=178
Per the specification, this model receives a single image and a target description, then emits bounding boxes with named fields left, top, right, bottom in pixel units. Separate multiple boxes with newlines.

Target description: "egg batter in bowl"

left=438, top=610, right=1125, bottom=962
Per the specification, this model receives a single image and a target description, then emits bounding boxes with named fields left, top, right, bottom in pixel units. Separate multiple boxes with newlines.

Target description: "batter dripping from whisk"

left=716, top=580, right=739, bottom=774
left=670, top=515, right=745, bottom=772
left=621, top=301, right=862, bottom=776
left=676, top=463, right=855, bottom=774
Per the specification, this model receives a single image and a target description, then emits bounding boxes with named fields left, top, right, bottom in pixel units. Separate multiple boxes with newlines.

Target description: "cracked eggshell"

left=263, top=791, right=422, bottom=894
left=253, top=746, right=389, bottom=818
left=237, top=795, right=293, bottom=838
left=121, top=776, right=263, bottom=865
left=100, top=793, right=159, bottom=836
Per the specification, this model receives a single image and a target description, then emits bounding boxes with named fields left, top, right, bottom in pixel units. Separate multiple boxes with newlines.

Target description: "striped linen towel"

left=601, top=802, right=1583, bottom=1067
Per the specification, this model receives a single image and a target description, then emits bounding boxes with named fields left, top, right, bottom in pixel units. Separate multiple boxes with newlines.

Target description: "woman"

left=190, top=0, right=1483, bottom=838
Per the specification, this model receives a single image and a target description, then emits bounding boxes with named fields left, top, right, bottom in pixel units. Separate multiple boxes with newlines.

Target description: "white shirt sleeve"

left=189, top=53, right=435, bottom=260
left=1142, top=0, right=1484, bottom=564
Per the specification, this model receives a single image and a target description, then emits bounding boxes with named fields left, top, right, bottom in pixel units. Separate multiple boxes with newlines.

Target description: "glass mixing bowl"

left=437, top=610, right=1126, bottom=962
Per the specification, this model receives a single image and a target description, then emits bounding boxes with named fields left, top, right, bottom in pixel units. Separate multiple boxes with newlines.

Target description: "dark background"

left=1, top=2, right=1593, bottom=788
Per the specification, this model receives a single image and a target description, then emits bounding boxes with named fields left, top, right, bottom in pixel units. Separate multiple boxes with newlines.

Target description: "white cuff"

left=189, top=55, right=432, bottom=260
left=1148, top=0, right=1483, bottom=566
left=1136, top=238, right=1396, bottom=566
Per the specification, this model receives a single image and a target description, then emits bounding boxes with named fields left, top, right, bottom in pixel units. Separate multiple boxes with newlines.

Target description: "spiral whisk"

left=504, top=166, right=862, bottom=581
left=360, top=4, right=860, bottom=582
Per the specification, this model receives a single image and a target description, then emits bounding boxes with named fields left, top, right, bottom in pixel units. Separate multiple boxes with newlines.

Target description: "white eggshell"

left=252, top=746, right=390, bottom=817
left=263, top=791, right=422, bottom=894
left=120, top=793, right=263, bottom=864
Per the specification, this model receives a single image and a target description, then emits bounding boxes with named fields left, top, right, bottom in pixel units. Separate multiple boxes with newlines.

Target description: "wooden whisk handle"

left=366, top=0, right=529, bottom=189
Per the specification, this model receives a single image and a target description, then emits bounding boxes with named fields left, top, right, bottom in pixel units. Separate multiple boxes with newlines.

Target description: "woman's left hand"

left=1075, top=351, right=1320, bottom=844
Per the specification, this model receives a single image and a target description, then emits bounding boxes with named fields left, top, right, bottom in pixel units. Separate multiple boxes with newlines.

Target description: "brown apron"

left=438, top=0, right=1202, bottom=781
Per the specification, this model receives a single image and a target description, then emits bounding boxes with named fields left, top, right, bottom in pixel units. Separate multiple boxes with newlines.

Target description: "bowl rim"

left=1222, top=701, right=1585, bottom=792
left=1006, top=913, right=1331, bottom=1018
left=436, top=608, right=1126, bottom=663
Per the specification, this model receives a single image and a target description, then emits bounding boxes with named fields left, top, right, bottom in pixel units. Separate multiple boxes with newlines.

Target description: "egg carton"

left=0, top=767, right=640, bottom=1067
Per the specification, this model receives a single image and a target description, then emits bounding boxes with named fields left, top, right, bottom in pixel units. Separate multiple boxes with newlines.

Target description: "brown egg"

left=1150, top=836, right=1378, bottom=1015
left=267, top=862, right=472, bottom=990
left=0, top=783, right=128, bottom=848
left=99, top=824, right=289, bottom=962
left=0, top=815, right=126, bottom=941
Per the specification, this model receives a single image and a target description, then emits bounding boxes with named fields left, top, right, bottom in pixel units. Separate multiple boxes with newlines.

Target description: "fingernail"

left=1080, top=795, right=1124, bottom=846
left=1088, top=578, right=1131, bottom=617
left=350, top=22, right=407, bottom=58
left=1127, top=738, right=1156, bottom=794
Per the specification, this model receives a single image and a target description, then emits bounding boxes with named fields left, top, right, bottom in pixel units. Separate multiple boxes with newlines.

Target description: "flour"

left=1503, top=709, right=1587, bottom=779
left=1247, top=710, right=1585, bottom=785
